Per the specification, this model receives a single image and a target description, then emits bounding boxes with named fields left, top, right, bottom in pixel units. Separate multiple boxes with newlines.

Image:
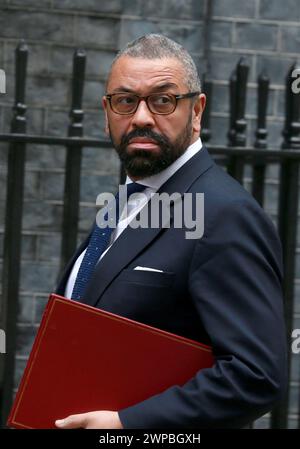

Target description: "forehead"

left=106, top=56, right=187, bottom=92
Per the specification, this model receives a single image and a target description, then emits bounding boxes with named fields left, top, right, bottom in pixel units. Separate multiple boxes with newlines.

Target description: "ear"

left=192, top=93, right=206, bottom=135
left=102, top=96, right=109, bottom=136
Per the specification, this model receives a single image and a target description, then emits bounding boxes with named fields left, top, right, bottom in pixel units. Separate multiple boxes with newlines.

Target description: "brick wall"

left=0, top=0, right=299, bottom=428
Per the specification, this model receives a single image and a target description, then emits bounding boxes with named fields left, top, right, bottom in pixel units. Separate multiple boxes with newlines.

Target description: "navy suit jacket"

left=56, top=146, right=288, bottom=428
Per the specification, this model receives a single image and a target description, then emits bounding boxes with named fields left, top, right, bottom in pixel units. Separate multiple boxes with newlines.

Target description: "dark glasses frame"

left=105, top=91, right=200, bottom=115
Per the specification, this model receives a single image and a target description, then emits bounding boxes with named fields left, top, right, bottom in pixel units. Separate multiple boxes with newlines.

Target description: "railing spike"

left=282, top=61, right=300, bottom=149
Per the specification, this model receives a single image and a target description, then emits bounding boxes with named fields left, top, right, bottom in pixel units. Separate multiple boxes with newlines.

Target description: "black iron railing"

left=0, top=42, right=299, bottom=429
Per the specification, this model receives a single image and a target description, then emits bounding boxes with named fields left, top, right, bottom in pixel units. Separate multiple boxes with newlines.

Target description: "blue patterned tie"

left=71, top=182, right=146, bottom=301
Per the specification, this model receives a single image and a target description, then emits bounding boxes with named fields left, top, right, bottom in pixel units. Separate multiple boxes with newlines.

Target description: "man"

left=54, top=34, right=287, bottom=429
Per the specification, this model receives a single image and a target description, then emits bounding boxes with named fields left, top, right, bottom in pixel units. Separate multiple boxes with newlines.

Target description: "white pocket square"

left=134, top=266, right=164, bottom=273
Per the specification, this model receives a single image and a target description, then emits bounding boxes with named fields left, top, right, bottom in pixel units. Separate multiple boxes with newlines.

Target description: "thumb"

left=55, top=414, right=87, bottom=429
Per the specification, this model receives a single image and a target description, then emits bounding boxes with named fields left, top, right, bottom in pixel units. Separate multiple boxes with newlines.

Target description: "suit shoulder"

left=191, top=161, right=260, bottom=210
left=189, top=161, right=279, bottom=239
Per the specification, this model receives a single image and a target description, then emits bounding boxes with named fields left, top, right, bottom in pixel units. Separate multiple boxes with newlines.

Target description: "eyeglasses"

left=105, top=92, right=200, bottom=115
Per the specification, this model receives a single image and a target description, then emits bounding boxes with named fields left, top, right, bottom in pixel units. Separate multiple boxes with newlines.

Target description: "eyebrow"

left=110, top=82, right=179, bottom=94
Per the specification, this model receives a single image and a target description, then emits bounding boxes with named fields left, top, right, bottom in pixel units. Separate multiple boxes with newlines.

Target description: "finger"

left=55, top=413, right=89, bottom=429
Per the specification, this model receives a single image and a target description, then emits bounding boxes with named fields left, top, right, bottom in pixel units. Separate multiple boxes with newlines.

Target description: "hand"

left=55, top=410, right=123, bottom=429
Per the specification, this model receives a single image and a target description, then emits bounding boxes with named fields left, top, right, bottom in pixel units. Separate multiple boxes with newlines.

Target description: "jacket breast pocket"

left=117, top=269, right=175, bottom=288
left=99, top=269, right=177, bottom=326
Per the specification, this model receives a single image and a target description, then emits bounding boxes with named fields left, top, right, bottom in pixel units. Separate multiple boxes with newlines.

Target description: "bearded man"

left=55, top=34, right=287, bottom=429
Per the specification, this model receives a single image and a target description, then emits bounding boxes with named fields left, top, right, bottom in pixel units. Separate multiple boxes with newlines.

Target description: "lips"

left=129, top=137, right=157, bottom=144
left=127, top=137, right=160, bottom=151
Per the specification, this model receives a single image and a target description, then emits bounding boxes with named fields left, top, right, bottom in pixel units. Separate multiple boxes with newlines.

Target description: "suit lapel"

left=80, top=146, right=214, bottom=307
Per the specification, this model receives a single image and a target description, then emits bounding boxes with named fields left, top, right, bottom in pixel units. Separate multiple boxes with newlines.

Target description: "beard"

left=109, top=113, right=193, bottom=178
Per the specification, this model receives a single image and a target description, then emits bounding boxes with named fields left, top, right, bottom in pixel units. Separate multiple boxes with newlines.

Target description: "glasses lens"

left=148, top=94, right=176, bottom=114
left=111, top=94, right=138, bottom=114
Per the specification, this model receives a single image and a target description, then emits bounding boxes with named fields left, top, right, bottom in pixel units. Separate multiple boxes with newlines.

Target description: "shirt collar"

left=125, top=137, right=203, bottom=190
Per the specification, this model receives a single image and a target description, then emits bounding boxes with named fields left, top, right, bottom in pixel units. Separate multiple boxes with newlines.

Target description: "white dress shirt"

left=65, top=137, right=203, bottom=298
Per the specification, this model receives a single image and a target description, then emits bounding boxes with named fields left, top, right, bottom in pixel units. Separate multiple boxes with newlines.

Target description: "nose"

left=131, top=99, right=155, bottom=128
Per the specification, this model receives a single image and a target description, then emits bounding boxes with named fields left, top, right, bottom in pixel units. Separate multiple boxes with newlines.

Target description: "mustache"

left=120, top=128, right=170, bottom=148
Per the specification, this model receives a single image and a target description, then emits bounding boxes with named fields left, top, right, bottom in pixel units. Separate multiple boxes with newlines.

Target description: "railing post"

left=119, top=163, right=126, bottom=185
left=227, top=58, right=249, bottom=183
left=201, top=73, right=213, bottom=144
left=0, top=41, right=28, bottom=427
left=271, top=62, right=300, bottom=429
left=227, top=69, right=237, bottom=147
left=252, top=72, right=270, bottom=206
left=60, top=49, right=86, bottom=271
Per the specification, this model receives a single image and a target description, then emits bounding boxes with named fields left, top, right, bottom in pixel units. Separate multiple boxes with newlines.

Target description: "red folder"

left=8, top=294, right=214, bottom=429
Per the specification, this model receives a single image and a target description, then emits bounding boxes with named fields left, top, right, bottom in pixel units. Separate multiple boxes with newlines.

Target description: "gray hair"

left=107, top=34, right=201, bottom=92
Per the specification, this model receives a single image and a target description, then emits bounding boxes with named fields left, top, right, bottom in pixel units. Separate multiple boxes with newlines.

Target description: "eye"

left=151, top=94, right=173, bottom=105
left=116, top=95, right=136, bottom=104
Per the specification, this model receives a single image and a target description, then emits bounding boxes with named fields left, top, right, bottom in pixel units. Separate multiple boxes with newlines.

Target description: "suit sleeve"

left=118, top=198, right=288, bottom=428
